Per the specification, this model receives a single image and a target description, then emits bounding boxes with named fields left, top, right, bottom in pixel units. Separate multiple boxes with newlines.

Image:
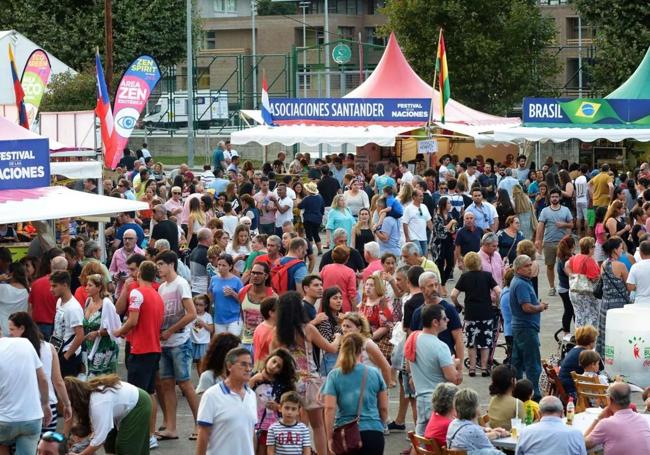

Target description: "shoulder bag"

left=331, top=366, right=368, bottom=455
left=569, top=256, right=594, bottom=294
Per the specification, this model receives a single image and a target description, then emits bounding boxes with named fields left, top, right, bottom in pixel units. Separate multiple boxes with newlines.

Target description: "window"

left=365, top=27, right=385, bottom=46
left=367, top=0, right=384, bottom=14
left=214, top=0, right=236, bottom=13
left=205, top=31, right=216, bottom=50
left=566, top=17, right=593, bottom=43
left=338, top=26, right=354, bottom=40
left=196, top=67, right=211, bottom=90
left=298, top=74, right=311, bottom=91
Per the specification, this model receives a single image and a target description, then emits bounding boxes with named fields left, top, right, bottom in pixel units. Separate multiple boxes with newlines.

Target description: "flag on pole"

left=261, top=75, right=274, bottom=126
left=95, top=49, right=115, bottom=164
left=435, top=29, right=450, bottom=123
left=8, top=44, right=29, bottom=129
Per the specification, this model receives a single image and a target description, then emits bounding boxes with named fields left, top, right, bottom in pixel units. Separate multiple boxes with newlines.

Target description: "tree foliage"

left=379, top=0, right=559, bottom=114
left=0, top=0, right=188, bottom=74
left=256, top=0, right=297, bottom=16
left=573, top=0, right=650, bottom=96
left=40, top=69, right=97, bottom=112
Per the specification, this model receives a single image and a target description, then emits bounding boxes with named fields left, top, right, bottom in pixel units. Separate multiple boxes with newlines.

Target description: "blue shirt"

left=499, top=287, right=512, bottom=337
left=322, top=364, right=386, bottom=432
left=378, top=216, right=401, bottom=257
left=298, top=194, right=325, bottom=225
left=410, top=332, right=454, bottom=397
left=116, top=223, right=145, bottom=248
left=278, top=256, right=307, bottom=291
left=465, top=203, right=494, bottom=230
left=454, top=226, right=483, bottom=256
left=375, top=175, right=395, bottom=194
left=409, top=300, right=462, bottom=358
left=509, top=275, right=541, bottom=331
left=212, top=148, right=225, bottom=171
left=208, top=178, right=230, bottom=194
left=326, top=208, right=355, bottom=244
left=209, top=275, right=243, bottom=324
left=516, top=416, right=587, bottom=455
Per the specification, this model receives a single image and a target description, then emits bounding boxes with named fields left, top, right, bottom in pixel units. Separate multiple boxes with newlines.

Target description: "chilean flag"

left=261, top=76, right=274, bottom=126
left=8, top=45, right=29, bottom=129
left=95, top=50, right=115, bottom=165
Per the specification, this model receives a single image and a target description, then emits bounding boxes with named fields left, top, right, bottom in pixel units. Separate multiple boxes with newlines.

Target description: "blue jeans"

left=416, top=240, right=428, bottom=257
left=319, top=352, right=338, bottom=376
left=415, top=393, right=433, bottom=436
left=511, top=327, right=542, bottom=400
left=0, top=418, right=42, bottom=454
left=159, top=338, right=193, bottom=382
left=37, top=323, right=53, bottom=341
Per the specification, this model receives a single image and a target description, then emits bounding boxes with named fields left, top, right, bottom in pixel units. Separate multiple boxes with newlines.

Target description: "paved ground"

left=76, top=256, right=640, bottom=454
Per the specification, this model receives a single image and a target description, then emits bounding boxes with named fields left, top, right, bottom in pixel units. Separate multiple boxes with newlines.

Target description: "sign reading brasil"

left=0, top=137, right=50, bottom=190
left=523, top=97, right=650, bottom=127
left=109, top=55, right=161, bottom=169
left=268, top=98, right=431, bottom=123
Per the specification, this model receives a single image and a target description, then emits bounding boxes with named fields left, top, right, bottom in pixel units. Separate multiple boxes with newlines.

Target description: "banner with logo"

left=107, top=55, right=161, bottom=169
left=20, top=49, right=52, bottom=130
left=523, top=97, right=650, bottom=127
left=0, top=137, right=50, bottom=190
left=268, top=98, right=431, bottom=123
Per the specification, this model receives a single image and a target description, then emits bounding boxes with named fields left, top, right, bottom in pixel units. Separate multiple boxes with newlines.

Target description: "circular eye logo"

left=114, top=107, right=139, bottom=137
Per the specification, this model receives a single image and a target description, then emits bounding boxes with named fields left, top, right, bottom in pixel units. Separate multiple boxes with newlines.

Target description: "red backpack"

left=270, top=258, right=303, bottom=294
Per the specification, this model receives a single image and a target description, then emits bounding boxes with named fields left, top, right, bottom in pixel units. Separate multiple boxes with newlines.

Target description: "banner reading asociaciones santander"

left=20, top=49, right=51, bottom=129
left=107, top=55, right=160, bottom=169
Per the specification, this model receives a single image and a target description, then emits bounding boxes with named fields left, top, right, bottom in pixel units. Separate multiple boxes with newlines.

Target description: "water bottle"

left=525, top=406, right=534, bottom=425
left=566, top=397, right=575, bottom=425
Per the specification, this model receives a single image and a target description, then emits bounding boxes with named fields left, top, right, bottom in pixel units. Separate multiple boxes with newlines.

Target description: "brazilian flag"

left=559, top=99, right=622, bottom=125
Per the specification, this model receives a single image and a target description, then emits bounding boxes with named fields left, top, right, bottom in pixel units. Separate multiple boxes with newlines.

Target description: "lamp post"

left=323, top=0, right=330, bottom=98
left=251, top=0, right=258, bottom=109
left=186, top=0, right=195, bottom=167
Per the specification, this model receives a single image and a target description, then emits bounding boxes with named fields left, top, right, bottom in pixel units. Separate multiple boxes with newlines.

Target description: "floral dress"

left=359, top=302, right=393, bottom=362
left=83, top=304, right=119, bottom=377
left=597, top=260, right=630, bottom=357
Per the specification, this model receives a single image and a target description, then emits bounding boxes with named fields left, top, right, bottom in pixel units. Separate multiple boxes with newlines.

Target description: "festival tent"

left=232, top=33, right=519, bottom=147
left=0, top=116, right=146, bottom=224
left=491, top=47, right=650, bottom=144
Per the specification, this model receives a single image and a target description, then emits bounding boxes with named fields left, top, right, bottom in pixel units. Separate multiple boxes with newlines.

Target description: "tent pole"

left=96, top=111, right=106, bottom=263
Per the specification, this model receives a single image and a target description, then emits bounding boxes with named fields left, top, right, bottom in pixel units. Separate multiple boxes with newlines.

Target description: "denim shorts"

left=0, top=418, right=42, bottom=453
left=159, top=338, right=192, bottom=382
left=415, top=393, right=433, bottom=436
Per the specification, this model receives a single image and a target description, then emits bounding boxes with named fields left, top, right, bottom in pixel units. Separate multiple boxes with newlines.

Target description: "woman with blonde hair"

left=358, top=274, right=392, bottom=343
left=225, top=225, right=251, bottom=275
left=82, top=274, right=121, bottom=377
left=65, top=374, right=152, bottom=454
left=323, top=333, right=389, bottom=455
left=457, top=172, right=470, bottom=195
left=604, top=200, right=633, bottom=252
left=325, top=194, right=356, bottom=246
left=187, top=197, right=206, bottom=250
left=398, top=181, right=413, bottom=206
left=451, top=252, right=501, bottom=377
left=340, top=313, right=392, bottom=387
left=74, top=261, right=110, bottom=316
left=565, top=237, right=601, bottom=328
left=351, top=208, right=374, bottom=263
left=512, top=185, right=537, bottom=239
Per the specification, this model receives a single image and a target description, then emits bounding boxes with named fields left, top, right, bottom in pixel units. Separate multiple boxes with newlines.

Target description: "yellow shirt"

left=590, top=172, right=612, bottom=207
left=524, top=399, right=541, bottom=421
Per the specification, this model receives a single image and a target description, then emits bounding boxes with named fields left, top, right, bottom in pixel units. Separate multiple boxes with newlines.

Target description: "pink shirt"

left=108, top=246, right=144, bottom=295
left=589, top=409, right=650, bottom=455
left=479, top=248, right=504, bottom=287
left=321, top=263, right=358, bottom=312
left=180, top=192, right=203, bottom=225
left=361, top=259, right=383, bottom=282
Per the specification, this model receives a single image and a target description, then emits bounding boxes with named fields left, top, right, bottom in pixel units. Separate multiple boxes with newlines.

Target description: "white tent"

left=490, top=125, right=650, bottom=144
left=0, top=186, right=147, bottom=224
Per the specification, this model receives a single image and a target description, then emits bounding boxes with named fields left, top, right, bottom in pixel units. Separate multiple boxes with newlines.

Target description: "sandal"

left=189, top=432, right=198, bottom=441
left=469, top=369, right=476, bottom=377
left=481, top=369, right=490, bottom=377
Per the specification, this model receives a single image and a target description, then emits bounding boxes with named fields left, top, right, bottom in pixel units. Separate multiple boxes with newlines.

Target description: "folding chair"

left=573, top=378, right=608, bottom=413
left=408, top=431, right=443, bottom=455
left=542, top=360, right=570, bottom=405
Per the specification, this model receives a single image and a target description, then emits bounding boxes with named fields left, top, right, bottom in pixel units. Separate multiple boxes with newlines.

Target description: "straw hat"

left=304, top=182, right=319, bottom=195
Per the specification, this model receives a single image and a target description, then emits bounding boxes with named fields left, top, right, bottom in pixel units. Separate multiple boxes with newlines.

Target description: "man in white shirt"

left=627, top=240, right=650, bottom=305
left=574, top=164, right=590, bottom=237
left=154, top=251, right=198, bottom=440
left=50, top=270, right=85, bottom=378
left=140, top=142, right=152, bottom=160
left=403, top=189, right=433, bottom=256
left=0, top=337, right=52, bottom=454
left=399, top=161, right=414, bottom=186
left=438, top=154, right=452, bottom=182
left=466, top=161, right=479, bottom=189
left=270, top=182, right=293, bottom=237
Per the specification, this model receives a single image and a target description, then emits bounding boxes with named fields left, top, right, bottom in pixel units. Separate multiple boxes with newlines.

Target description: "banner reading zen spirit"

left=0, top=137, right=50, bottom=190
left=21, top=49, right=52, bottom=130
left=269, top=98, right=431, bottom=123
left=107, top=55, right=161, bottom=169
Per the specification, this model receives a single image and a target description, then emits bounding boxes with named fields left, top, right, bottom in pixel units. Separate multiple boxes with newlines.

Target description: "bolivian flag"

left=8, top=44, right=29, bottom=129
left=435, top=30, right=450, bottom=123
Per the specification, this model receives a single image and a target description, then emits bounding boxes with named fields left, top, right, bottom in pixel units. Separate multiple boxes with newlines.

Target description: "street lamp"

left=299, top=1, right=310, bottom=98
left=251, top=0, right=258, bottom=109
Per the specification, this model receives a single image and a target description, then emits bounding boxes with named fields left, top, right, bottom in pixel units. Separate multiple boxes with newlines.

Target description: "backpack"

left=270, top=258, right=303, bottom=294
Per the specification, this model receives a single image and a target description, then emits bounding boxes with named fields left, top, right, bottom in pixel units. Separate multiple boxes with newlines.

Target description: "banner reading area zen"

left=0, top=138, right=50, bottom=190
left=107, top=55, right=161, bottom=169
left=268, top=98, right=431, bottom=123
left=21, top=49, right=52, bottom=129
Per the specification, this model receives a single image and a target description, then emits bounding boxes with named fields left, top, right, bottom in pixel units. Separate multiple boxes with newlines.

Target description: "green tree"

left=256, top=0, right=297, bottom=16
left=380, top=0, right=559, bottom=114
left=573, top=0, right=650, bottom=96
left=0, top=0, right=188, bottom=74
left=40, top=69, right=97, bottom=112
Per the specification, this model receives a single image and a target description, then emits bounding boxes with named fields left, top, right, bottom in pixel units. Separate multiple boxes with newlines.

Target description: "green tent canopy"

left=606, top=47, right=650, bottom=99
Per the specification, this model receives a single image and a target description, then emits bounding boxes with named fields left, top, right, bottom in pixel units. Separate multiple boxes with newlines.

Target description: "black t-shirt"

left=70, top=262, right=83, bottom=294
left=318, top=247, right=365, bottom=272
left=151, top=220, right=180, bottom=253
left=454, top=226, right=483, bottom=255
left=403, top=293, right=424, bottom=331
left=118, top=155, right=137, bottom=171
left=454, top=270, right=497, bottom=321
left=409, top=300, right=463, bottom=357
left=317, top=176, right=341, bottom=206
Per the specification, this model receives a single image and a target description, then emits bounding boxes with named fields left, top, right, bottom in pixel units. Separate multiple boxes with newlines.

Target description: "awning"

left=231, top=124, right=417, bottom=147
left=50, top=161, right=103, bottom=179
left=0, top=186, right=148, bottom=224
left=490, top=125, right=650, bottom=144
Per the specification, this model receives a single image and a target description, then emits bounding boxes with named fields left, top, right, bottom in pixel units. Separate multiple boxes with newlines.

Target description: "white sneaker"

left=149, top=436, right=159, bottom=449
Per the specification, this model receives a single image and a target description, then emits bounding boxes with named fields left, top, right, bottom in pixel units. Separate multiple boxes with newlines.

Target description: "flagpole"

left=427, top=28, right=443, bottom=135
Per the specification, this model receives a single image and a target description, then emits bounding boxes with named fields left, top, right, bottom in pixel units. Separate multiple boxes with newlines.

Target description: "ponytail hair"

left=336, top=333, right=364, bottom=374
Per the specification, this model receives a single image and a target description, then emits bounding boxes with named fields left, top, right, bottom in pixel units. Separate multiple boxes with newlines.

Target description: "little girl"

left=191, top=294, right=214, bottom=376
left=594, top=206, right=608, bottom=263
left=249, top=348, right=297, bottom=455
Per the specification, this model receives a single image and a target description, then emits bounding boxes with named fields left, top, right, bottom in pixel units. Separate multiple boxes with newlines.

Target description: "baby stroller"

left=464, top=307, right=508, bottom=370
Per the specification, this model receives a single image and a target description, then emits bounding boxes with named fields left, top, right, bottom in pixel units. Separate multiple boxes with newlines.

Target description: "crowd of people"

left=2, top=143, right=650, bottom=455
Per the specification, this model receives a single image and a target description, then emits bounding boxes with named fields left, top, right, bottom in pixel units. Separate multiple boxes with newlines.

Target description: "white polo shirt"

left=197, top=381, right=257, bottom=455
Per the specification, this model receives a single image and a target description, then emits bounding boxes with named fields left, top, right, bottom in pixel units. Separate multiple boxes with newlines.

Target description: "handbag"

left=569, top=257, right=594, bottom=294
left=331, top=366, right=368, bottom=455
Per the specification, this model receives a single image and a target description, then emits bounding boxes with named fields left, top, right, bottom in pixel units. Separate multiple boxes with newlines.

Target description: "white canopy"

left=0, top=186, right=147, bottom=224
left=50, top=161, right=103, bottom=179
left=490, top=125, right=650, bottom=144
left=231, top=124, right=417, bottom=147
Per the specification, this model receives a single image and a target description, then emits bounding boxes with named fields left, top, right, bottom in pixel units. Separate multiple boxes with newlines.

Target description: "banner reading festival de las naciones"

left=107, top=55, right=160, bottom=169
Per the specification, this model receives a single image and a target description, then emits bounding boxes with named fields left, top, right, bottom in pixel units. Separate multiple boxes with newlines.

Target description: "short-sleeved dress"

left=455, top=270, right=497, bottom=349
left=83, top=297, right=119, bottom=377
